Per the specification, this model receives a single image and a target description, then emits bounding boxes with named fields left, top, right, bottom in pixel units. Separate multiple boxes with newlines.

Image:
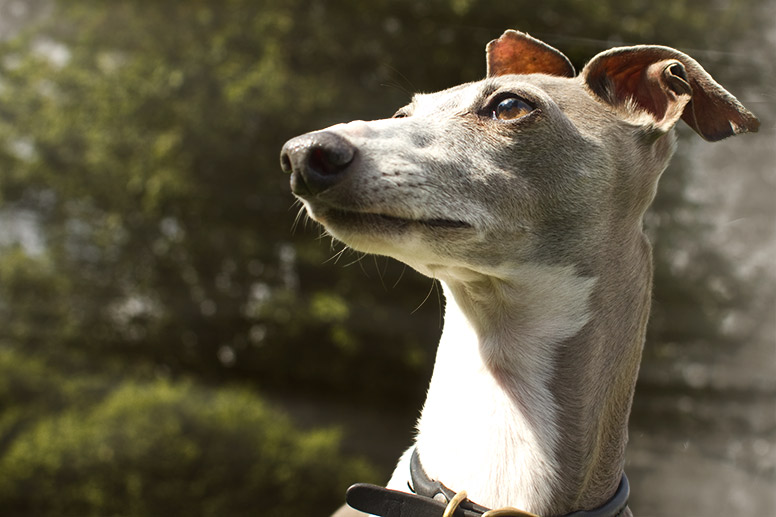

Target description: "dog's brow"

left=479, top=79, right=503, bottom=99
left=411, top=84, right=494, bottom=116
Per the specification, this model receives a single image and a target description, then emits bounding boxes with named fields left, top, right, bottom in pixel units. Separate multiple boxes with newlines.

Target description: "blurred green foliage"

left=0, top=349, right=375, bottom=517
left=0, top=0, right=765, bottom=400
left=0, top=0, right=769, bottom=514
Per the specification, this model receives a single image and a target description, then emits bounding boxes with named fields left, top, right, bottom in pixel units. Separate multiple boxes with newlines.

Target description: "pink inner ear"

left=582, top=46, right=760, bottom=141
left=599, top=59, right=689, bottom=127
left=486, top=30, right=575, bottom=78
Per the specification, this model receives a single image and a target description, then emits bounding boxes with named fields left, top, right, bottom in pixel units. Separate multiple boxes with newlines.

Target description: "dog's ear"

left=487, top=30, right=575, bottom=78
left=581, top=46, right=759, bottom=141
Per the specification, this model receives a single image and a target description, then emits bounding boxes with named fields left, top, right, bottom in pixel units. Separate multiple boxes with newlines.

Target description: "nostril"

left=280, top=151, right=293, bottom=174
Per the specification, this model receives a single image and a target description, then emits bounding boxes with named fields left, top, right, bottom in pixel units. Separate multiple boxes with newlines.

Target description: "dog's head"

left=280, top=31, right=758, bottom=279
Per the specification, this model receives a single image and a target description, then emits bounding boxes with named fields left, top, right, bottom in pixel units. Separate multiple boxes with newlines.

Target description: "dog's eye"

left=393, top=108, right=409, bottom=118
left=493, top=97, right=534, bottom=121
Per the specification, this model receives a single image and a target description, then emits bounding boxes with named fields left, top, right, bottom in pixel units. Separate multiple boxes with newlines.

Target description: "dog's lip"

left=321, top=207, right=472, bottom=230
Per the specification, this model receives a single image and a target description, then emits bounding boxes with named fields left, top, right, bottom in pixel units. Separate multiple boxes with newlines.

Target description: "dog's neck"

left=409, top=235, right=650, bottom=516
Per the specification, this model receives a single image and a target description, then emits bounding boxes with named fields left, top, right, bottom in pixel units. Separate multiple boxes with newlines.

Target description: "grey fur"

left=280, top=30, right=758, bottom=517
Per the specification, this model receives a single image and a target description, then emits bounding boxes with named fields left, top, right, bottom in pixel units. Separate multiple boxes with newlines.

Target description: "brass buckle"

left=442, top=488, right=541, bottom=517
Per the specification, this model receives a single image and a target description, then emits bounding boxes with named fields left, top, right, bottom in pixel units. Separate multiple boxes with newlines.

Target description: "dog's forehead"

left=410, top=81, right=483, bottom=114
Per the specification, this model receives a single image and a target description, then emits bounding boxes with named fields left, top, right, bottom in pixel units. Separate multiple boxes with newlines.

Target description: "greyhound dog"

left=280, top=30, right=758, bottom=517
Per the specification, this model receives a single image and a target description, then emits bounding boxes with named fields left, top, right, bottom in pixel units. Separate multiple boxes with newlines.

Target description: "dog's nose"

left=280, top=131, right=356, bottom=196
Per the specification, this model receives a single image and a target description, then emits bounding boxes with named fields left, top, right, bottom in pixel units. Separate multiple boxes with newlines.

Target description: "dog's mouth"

left=317, top=207, right=472, bottom=232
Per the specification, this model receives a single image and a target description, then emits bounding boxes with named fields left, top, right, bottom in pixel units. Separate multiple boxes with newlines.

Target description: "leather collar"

left=345, top=448, right=630, bottom=517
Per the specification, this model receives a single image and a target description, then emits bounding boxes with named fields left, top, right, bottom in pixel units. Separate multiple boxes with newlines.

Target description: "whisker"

left=315, top=227, right=330, bottom=242
left=374, top=256, right=388, bottom=291
left=379, top=63, right=417, bottom=95
left=392, top=263, right=408, bottom=289
left=291, top=204, right=307, bottom=234
left=325, top=244, right=350, bottom=265
left=433, top=278, right=444, bottom=330
left=412, top=277, right=439, bottom=315
left=344, top=251, right=368, bottom=268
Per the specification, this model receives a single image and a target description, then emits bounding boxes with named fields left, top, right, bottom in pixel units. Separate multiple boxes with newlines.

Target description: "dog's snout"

left=280, top=131, right=356, bottom=196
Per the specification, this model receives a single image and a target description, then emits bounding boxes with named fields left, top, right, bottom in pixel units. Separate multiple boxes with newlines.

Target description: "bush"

left=0, top=375, right=375, bottom=517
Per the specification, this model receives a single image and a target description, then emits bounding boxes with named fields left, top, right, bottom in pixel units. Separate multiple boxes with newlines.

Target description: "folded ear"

left=581, top=46, right=759, bottom=141
left=487, top=30, right=575, bottom=78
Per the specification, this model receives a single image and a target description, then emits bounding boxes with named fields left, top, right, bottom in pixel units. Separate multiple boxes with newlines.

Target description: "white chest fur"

left=388, top=265, right=596, bottom=512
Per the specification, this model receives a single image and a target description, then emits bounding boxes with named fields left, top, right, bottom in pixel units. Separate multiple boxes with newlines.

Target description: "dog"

left=280, top=30, right=759, bottom=517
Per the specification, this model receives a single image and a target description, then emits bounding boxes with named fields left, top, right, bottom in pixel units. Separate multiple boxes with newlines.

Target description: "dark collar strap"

left=345, top=448, right=630, bottom=517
